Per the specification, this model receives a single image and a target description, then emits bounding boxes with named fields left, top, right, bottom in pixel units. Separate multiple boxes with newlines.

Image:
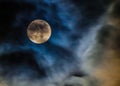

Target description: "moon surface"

left=27, top=19, right=52, bottom=44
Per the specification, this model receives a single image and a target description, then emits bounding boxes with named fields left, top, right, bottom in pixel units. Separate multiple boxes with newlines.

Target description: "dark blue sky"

left=0, top=0, right=112, bottom=85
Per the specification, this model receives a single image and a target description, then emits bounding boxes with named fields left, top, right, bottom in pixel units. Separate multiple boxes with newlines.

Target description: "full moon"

left=27, top=19, right=52, bottom=44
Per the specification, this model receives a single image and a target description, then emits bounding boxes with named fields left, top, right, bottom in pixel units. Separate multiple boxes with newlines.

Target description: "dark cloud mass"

left=0, top=0, right=116, bottom=86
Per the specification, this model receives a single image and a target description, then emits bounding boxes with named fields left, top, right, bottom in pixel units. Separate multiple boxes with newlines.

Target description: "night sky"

left=0, top=0, right=118, bottom=86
